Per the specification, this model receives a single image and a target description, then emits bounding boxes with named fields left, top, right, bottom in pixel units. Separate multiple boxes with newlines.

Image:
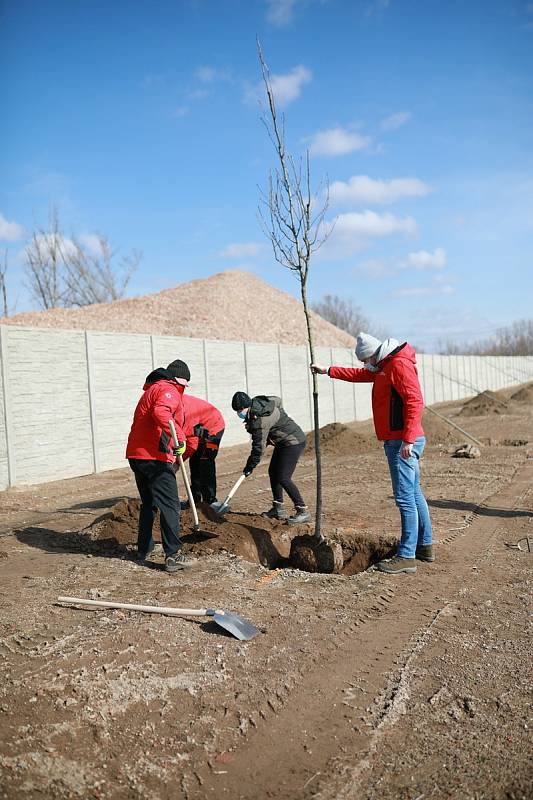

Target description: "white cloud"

left=330, top=175, right=432, bottom=206
left=218, top=242, right=263, bottom=259
left=354, top=259, right=394, bottom=278
left=0, top=213, right=24, bottom=241
left=266, top=0, right=299, bottom=26
left=79, top=233, right=105, bottom=255
left=195, top=66, right=218, bottom=83
left=381, top=111, right=411, bottom=131
left=25, top=233, right=78, bottom=260
left=323, top=210, right=418, bottom=258
left=308, top=127, right=371, bottom=157
left=400, top=248, right=447, bottom=270
left=247, top=64, right=312, bottom=108
left=394, top=279, right=455, bottom=298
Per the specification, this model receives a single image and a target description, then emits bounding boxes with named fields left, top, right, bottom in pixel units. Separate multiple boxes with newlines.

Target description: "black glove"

left=243, top=468, right=252, bottom=477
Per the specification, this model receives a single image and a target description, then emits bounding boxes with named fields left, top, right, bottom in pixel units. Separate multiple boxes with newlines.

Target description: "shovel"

left=168, top=419, right=213, bottom=538
left=57, top=596, right=261, bottom=641
left=209, top=474, right=247, bottom=520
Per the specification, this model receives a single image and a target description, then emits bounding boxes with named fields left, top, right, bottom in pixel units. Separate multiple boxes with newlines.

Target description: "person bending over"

left=181, top=394, right=225, bottom=507
left=231, top=391, right=311, bottom=525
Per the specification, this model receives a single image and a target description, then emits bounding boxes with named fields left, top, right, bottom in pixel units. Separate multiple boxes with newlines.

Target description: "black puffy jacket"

left=244, top=395, right=305, bottom=473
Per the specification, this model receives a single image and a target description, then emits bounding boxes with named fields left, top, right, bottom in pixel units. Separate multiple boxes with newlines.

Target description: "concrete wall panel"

left=7, top=328, right=93, bottom=484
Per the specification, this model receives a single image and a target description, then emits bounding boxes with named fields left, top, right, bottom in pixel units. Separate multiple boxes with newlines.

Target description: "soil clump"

left=305, top=421, right=376, bottom=456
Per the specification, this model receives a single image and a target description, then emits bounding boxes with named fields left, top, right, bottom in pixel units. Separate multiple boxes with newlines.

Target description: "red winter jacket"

left=329, top=343, right=425, bottom=444
left=182, top=394, right=225, bottom=460
left=126, top=368, right=186, bottom=463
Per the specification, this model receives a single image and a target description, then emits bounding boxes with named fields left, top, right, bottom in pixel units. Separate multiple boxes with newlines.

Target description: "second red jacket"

left=182, top=394, right=225, bottom=459
left=329, top=343, right=425, bottom=443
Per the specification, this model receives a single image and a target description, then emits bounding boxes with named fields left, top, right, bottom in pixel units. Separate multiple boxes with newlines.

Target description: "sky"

left=1, top=0, right=532, bottom=351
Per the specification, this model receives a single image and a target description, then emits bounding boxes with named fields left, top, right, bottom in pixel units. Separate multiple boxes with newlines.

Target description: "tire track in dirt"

left=190, top=458, right=533, bottom=800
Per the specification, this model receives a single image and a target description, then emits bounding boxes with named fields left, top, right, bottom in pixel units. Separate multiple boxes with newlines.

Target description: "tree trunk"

left=300, top=281, right=323, bottom=543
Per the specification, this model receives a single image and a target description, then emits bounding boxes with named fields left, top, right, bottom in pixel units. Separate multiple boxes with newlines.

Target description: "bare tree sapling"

left=257, top=41, right=332, bottom=543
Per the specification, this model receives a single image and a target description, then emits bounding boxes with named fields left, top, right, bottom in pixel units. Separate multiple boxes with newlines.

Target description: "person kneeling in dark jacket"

left=231, top=391, right=311, bottom=525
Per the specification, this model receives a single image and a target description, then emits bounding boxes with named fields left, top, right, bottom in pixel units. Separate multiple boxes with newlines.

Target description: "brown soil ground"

left=1, top=386, right=532, bottom=800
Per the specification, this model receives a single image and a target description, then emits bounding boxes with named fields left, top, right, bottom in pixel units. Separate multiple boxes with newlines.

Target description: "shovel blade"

left=212, top=611, right=261, bottom=641
left=207, top=500, right=230, bottom=520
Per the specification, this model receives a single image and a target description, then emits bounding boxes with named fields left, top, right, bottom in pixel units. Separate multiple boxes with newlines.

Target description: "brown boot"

left=376, top=555, right=417, bottom=574
left=415, top=544, right=435, bottom=562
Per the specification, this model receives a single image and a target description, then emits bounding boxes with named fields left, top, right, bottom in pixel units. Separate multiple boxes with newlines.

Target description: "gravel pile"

left=0, top=269, right=355, bottom=347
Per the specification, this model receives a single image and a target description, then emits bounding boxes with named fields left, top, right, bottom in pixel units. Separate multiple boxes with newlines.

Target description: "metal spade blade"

left=209, top=609, right=261, bottom=641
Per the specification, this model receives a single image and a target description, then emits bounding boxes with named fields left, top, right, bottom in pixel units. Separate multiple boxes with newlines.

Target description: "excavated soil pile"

left=85, top=498, right=380, bottom=574
left=305, top=422, right=376, bottom=456
left=86, top=499, right=295, bottom=568
left=511, top=382, right=533, bottom=404
left=458, top=390, right=508, bottom=417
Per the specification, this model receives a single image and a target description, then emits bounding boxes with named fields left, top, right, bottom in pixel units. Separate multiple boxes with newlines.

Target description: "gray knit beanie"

left=355, top=332, right=382, bottom=361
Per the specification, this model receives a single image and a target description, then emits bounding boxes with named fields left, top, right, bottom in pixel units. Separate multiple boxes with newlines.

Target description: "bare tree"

left=24, top=210, right=67, bottom=309
left=438, top=319, right=533, bottom=356
left=24, top=210, right=140, bottom=310
left=0, top=250, right=10, bottom=317
left=62, top=235, right=140, bottom=307
left=257, top=40, right=331, bottom=543
left=312, top=294, right=369, bottom=338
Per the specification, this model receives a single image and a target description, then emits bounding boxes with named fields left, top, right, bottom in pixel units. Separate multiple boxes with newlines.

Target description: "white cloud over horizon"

left=330, top=175, right=432, bottom=206
left=400, top=247, right=447, bottom=270
left=308, top=127, right=371, bottom=156
left=393, top=277, right=455, bottom=297
left=0, top=213, right=24, bottom=241
left=381, top=111, right=411, bottom=131
left=323, top=210, right=418, bottom=258
left=246, top=64, right=312, bottom=108
left=266, top=0, right=299, bottom=26
left=218, top=242, right=263, bottom=259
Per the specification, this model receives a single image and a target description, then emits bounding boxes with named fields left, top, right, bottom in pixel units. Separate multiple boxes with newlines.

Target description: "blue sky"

left=1, top=0, right=532, bottom=350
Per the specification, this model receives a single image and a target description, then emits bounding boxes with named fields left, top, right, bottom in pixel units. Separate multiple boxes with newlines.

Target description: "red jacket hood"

left=380, top=342, right=417, bottom=367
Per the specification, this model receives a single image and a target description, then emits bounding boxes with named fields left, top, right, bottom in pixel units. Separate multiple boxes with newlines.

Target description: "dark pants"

left=128, top=459, right=182, bottom=557
left=268, top=442, right=306, bottom=507
left=190, top=429, right=224, bottom=504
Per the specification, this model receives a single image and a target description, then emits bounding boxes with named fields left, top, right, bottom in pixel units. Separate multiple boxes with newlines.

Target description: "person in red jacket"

left=181, top=394, right=225, bottom=506
left=126, top=359, right=192, bottom=573
left=311, top=332, right=433, bottom=575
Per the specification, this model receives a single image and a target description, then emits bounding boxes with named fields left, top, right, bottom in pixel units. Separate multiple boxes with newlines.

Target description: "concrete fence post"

left=85, top=331, right=100, bottom=474
left=0, top=325, right=15, bottom=487
left=243, top=341, right=250, bottom=395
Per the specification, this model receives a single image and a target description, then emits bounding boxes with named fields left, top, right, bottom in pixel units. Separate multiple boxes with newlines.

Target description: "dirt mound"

left=0, top=270, right=354, bottom=348
left=458, top=391, right=508, bottom=417
left=422, top=410, right=464, bottom=445
left=306, top=422, right=375, bottom=456
left=84, top=498, right=385, bottom=574
left=510, top=383, right=533, bottom=404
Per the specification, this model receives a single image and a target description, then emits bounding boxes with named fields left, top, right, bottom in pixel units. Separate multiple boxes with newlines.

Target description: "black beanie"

left=166, top=359, right=191, bottom=382
left=232, top=391, right=251, bottom=411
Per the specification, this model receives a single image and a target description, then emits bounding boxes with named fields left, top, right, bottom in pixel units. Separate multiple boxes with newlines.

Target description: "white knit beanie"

left=355, top=332, right=382, bottom=361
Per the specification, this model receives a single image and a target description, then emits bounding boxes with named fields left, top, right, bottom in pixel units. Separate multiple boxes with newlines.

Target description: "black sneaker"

left=165, top=552, right=197, bottom=572
left=261, top=501, right=288, bottom=520
left=287, top=506, right=312, bottom=525
left=136, top=540, right=155, bottom=561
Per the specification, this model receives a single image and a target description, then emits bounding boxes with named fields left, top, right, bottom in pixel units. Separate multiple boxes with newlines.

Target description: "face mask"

left=237, top=410, right=248, bottom=420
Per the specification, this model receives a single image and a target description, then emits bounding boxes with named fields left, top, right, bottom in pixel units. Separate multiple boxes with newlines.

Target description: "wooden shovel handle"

left=168, top=419, right=199, bottom=529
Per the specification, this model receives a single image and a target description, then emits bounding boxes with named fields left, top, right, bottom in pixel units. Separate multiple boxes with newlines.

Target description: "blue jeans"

left=383, top=437, right=433, bottom=558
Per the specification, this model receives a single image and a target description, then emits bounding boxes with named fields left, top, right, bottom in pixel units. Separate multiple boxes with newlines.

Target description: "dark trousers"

left=128, top=459, right=182, bottom=557
left=268, top=442, right=306, bottom=507
left=190, top=429, right=224, bottom=504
